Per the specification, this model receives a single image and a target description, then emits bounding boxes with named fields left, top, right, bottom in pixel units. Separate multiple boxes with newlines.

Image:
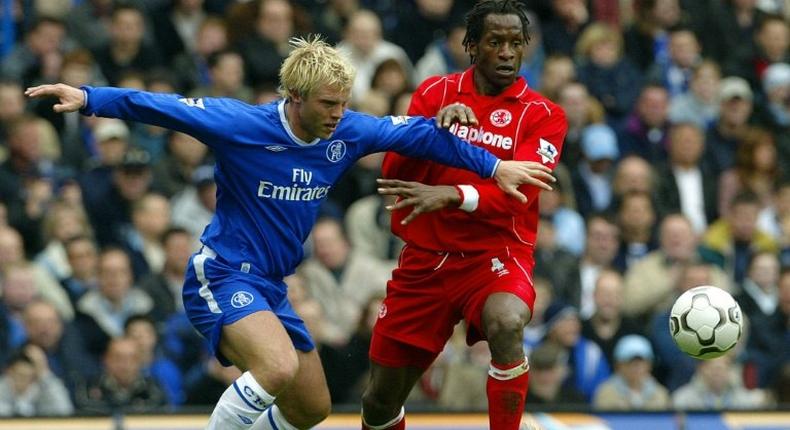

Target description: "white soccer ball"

left=669, top=285, right=743, bottom=360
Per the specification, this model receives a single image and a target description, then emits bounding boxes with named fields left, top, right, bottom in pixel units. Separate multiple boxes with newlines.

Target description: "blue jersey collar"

left=278, top=100, right=320, bottom=146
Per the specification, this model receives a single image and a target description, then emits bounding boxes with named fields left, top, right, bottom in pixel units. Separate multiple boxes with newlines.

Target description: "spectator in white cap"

left=702, top=76, right=754, bottom=176
left=572, top=123, right=619, bottom=217
left=592, top=334, right=670, bottom=410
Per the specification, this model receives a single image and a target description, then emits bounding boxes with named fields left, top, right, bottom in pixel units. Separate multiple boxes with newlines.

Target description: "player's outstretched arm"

left=25, top=84, right=85, bottom=113
left=493, top=161, right=555, bottom=203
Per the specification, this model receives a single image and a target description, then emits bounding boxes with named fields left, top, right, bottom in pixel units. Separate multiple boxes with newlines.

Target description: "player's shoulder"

left=517, top=87, right=565, bottom=119
left=414, top=71, right=463, bottom=98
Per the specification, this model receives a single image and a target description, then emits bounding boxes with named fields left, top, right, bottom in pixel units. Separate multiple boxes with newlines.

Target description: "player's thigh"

left=219, top=310, right=299, bottom=380
left=274, top=349, right=331, bottom=427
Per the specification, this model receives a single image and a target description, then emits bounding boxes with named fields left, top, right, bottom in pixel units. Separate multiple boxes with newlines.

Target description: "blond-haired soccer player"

left=26, top=37, right=554, bottom=429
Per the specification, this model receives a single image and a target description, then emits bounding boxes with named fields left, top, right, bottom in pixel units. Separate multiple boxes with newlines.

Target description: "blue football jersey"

left=81, top=87, right=501, bottom=277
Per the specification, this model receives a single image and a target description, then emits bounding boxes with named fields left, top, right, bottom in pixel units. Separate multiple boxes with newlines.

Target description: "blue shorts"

left=182, top=246, right=315, bottom=366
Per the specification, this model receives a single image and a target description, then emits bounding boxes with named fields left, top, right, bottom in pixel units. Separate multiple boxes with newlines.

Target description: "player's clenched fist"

left=25, top=83, right=85, bottom=113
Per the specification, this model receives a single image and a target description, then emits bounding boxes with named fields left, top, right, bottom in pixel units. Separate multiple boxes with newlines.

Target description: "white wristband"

left=457, top=185, right=479, bottom=212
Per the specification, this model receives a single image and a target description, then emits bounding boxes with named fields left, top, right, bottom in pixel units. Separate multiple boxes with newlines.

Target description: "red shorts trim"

left=370, top=246, right=536, bottom=366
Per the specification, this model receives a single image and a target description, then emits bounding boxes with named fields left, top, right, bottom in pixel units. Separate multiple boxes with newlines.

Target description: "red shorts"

left=370, top=245, right=536, bottom=369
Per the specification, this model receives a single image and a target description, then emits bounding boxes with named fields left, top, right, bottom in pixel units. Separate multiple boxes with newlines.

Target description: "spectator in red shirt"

left=361, top=2, right=566, bottom=429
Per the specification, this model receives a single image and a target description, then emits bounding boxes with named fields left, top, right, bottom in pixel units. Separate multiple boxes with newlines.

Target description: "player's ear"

left=289, top=89, right=303, bottom=105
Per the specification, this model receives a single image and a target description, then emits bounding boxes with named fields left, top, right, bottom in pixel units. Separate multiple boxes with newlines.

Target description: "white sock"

left=206, top=371, right=276, bottom=430
left=252, top=405, right=299, bottom=430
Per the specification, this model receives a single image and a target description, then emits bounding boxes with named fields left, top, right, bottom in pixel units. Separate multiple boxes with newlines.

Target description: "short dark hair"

left=462, top=0, right=531, bottom=63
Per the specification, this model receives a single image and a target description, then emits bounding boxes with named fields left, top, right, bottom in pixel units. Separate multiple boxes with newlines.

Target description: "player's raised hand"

left=493, top=160, right=555, bottom=203
left=436, top=102, right=479, bottom=128
left=377, top=179, right=460, bottom=225
left=24, top=83, right=85, bottom=113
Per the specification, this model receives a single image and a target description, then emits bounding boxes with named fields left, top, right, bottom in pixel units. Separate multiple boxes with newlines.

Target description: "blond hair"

left=278, top=35, right=355, bottom=99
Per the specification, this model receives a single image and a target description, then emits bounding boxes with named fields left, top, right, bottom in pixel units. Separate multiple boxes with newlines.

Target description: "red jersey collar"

left=456, top=66, right=529, bottom=99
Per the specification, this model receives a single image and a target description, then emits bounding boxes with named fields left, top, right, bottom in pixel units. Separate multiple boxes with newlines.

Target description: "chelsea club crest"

left=326, top=140, right=346, bottom=163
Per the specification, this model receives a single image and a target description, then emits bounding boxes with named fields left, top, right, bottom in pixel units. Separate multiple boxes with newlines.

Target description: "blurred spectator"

left=540, top=54, right=576, bottom=101
left=703, top=76, right=754, bottom=176
left=649, top=262, right=718, bottom=390
left=672, top=355, right=769, bottom=410
left=624, top=214, right=732, bottom=322
left=140, top=227, right=194, bottom=321
left=75, top=248, right=153, bottom=358
left=755, top=63, right=790, bottom=171
left=718, top=128, right=780, bottom=217
left=337, top=9, right=412, bottom=105
left=702, top=0, right=767, bottom=65
left=725, top=15, right=789, bottom=89
left=60, top=235, right=99, bottom=305
left=701, top=191, right=778, bottom=284
left=152, top=132, right=210, bottom=199
left=542, top=0, right=591, bottom=56
left=655, top=122, right=719, bottom=234
left=0, top=17, right=66, bottom=87
left=556, top=81, right=605, bottom=170
left=523, top=278, right=554, bottom=354
left=414, top=21, right=469, bottom=83
left=646, top=26, right=702, bottom=98
left=0, top=346, right=73, bottom=417
left=34, top=201, right=92, bottom=283
left=593, top=335, right=670, bottom=410
left=540, top=302, right=611, bottom=401
left=121, top=193, right=171, bottom=279
left=328, top=152, right=384, bottom=211
left=539, top=181, right=586, bottom=256
left=623, top=0, right=683, bottom=71
left=185, top=358, right=241, bottom=406
left=758, top=182, right=790, bottom=248
left=124, top=315, right=183, bottom=407
left=575, top=23, right=642, bottom=121
left=525, top=342, right=586, bottom=406
left=236, top=0, right=295, bottom=87
left=572, top=124, right=619, bottom=217
left=534, top=216, right=580, bottom=302
left=0, top=228, right=73, bottom=320
left=0, top=80, right=25, bottom=147
left=298, top=217, right=392, bottom=345
left=83, top=149, right=154, bottom=247
left=617, top=84, right=671, bottom=163
left=75, top=337, right=166, bottom=413
left=311, top=0, right=361, bottom=44
left=581, top=270, right=641, bottom=366
left=556, top=214, right=620, bottom=318
left=737, top=251, right=780, bottom=321
left=746, top=268, right=790, bottom=387
left=21, top=300, right=97, bottom=393
left=668, top=60, right=721, bottom=129
left=518, top=10, right=546, bottom=89
left=367, top=58, right=412, bottom=100
left=389, top=0, right=457, bottom=63
left=172, top=17, right=228, bottom=93
left=344, top=194, right=403, bottom=262
left=189, top=50, right=253, bottom=102
left=171, top=165, right=216, bottom=241
left=150, top=0, right=207, bottom=61
left=66, top=0, right=121, bottom=51
left=613, top=156, right=655, bottom=198
left=93, top=4, right=163, bottom=86
left=80, top=118, right=131, bottom=193
left=1, top=264, right=40, bottom=348
left=613, top=191, right=657, bottom=271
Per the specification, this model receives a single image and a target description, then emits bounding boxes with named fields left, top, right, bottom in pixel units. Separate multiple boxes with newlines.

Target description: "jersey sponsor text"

left=448, top=123, right=513, bottom=150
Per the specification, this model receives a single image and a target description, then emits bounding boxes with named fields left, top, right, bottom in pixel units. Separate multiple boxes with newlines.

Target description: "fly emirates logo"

left=257, top=168, right=331, bottom=202
left=448, top=123, right=513, bottom=150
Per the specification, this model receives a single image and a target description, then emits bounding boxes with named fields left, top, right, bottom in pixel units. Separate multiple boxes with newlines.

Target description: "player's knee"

left=484, top=311, right=526, bottom=339
left=288, top=399, right=331, bottom=429
left=248, top=350, right=300, bottom=393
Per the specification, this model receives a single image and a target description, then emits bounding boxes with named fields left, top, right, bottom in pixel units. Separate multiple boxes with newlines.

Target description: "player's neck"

left=284, top=100, right=316, bottom=142
left=472, top=68, right=508, bottom=96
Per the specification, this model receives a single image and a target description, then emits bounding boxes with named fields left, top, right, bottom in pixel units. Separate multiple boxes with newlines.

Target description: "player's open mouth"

left=495, top=65, right=515, bottom=76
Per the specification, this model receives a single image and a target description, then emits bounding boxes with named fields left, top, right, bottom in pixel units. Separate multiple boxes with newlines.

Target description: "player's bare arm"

left=25, top=84, right=85, bottom=112
left=436, top=102, right=479, bottom=128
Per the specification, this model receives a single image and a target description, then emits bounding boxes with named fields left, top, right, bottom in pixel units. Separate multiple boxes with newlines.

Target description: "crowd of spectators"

left=0, top=0, right=788, bottom=417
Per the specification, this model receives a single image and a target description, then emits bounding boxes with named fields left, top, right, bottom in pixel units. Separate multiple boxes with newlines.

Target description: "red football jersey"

left=382, top=67, right=568, bottom=254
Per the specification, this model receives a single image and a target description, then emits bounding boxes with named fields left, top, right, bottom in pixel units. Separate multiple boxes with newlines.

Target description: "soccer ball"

left=669, top=286, right=743, bottom=360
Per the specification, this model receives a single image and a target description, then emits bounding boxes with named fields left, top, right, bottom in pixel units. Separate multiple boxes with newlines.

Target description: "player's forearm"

left=418, top=127, right=500, bottom=179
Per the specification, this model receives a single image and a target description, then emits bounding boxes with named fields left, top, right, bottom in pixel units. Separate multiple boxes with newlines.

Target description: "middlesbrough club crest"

left=490, top=109, right=512, bottom=127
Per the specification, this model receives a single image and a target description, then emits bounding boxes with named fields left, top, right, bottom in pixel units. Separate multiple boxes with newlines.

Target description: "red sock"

left=487, top=358, right=530, bottom=430
left=361, top=412, right=405, bottom=430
